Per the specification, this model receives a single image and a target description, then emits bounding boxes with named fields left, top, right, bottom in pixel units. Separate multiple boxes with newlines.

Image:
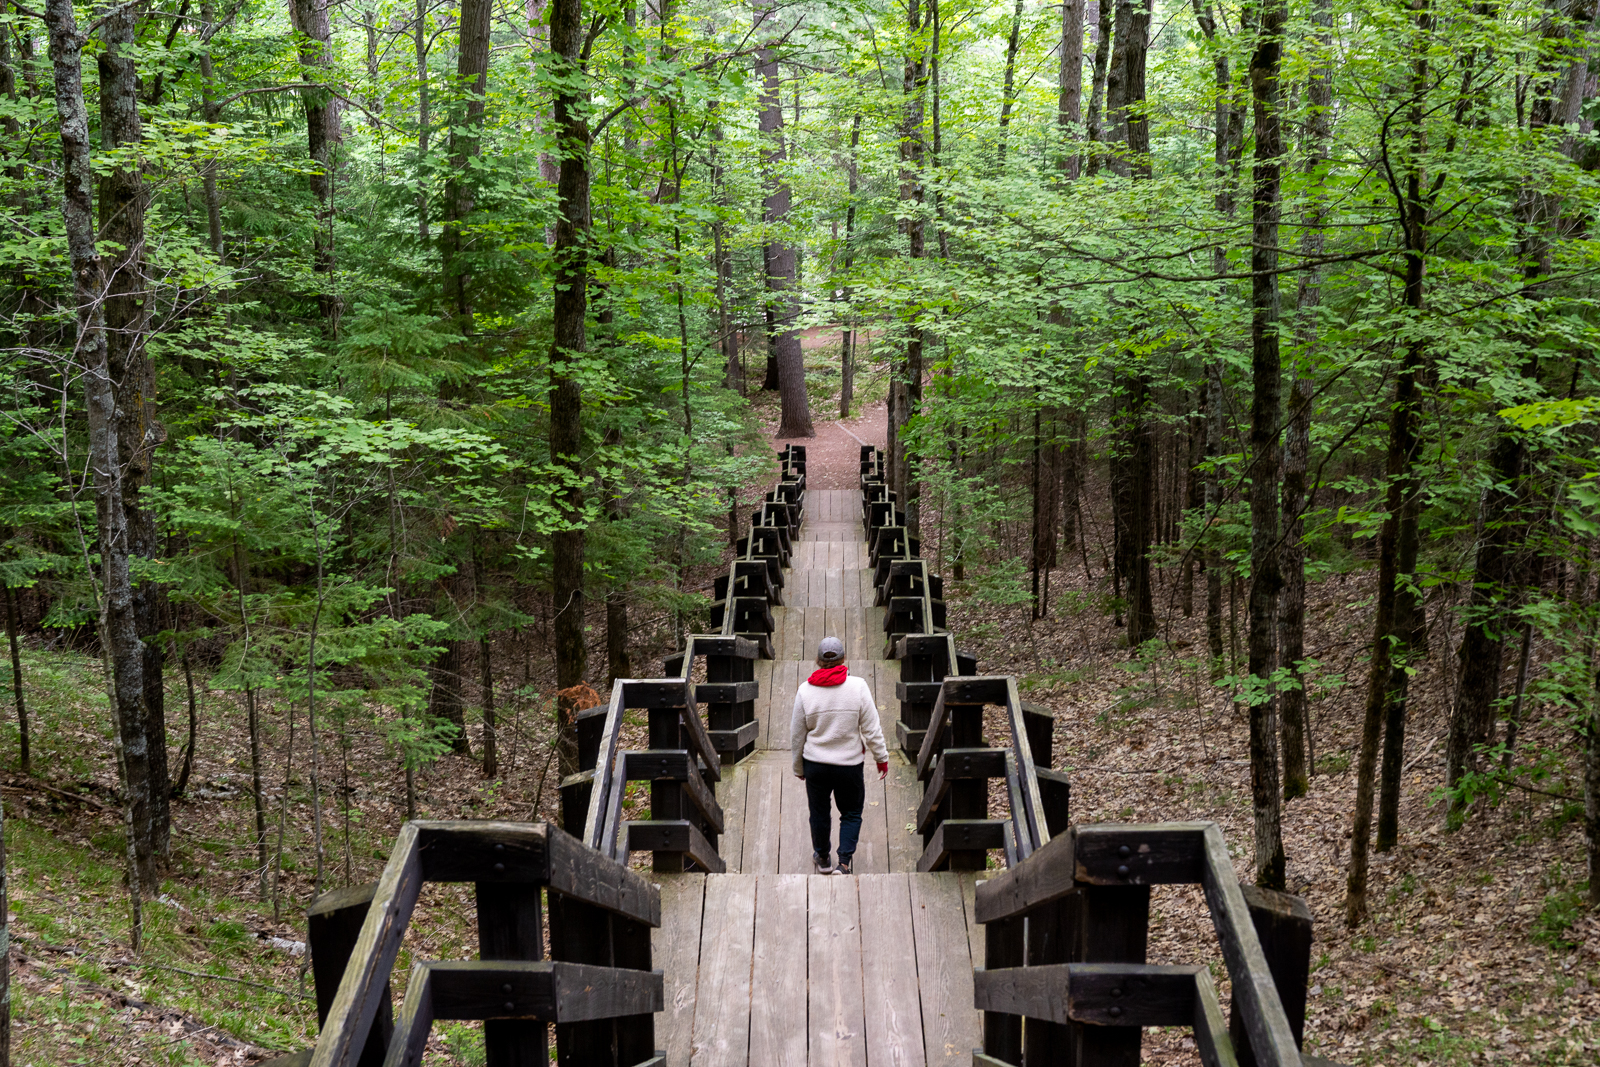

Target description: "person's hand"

left=876, top=761, right=888, bottom=781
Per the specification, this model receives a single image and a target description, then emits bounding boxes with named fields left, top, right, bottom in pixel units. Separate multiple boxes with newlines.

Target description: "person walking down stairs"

left=790, top=636, right=889, bottom=875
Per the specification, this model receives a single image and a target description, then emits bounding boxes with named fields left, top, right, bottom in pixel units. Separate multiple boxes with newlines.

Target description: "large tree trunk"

left=98, top=1, right=171, bottom=865
left=429, top=635, right=472, bottom=755
left=290, top=0, right=339, bottom=328
left=1246, top=0, right=1287, bottom=891
left=755, top=15, right=812, bottom=437
left=442, top=0, right=492, bottom=328
left=892, top=0, right=928, bottom=521
left=45, top=0, right=158, bottom=913
left=1058, top=0, right=1085, bottom=176
left=549, top=0, right=590, bottom=777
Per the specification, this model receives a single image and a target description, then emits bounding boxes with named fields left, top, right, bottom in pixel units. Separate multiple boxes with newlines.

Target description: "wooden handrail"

left=306, top=821, right=660, bottom=1067
left=973, top=822, right=1310, bottom=1067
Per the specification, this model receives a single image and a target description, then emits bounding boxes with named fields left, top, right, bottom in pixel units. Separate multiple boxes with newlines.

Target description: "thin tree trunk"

left=1500, top=622, right=1534, bottom=770
left=1085, top=0, right=1113, bottom=174
left=5, top=585, right=27, bottom=774
left=481, top=634, right=497, bottom=777
left=841, top=112, right=862, bottom=418
left=45, top=0, right=157, bottom=923
left=174, top=647, right=198, bottom=796
left=1348, top=2, right=1431, bottom=925
left=997, top=0, right=1025, bottom=166
left=1279, top=0, right=1332, bottom=804
left=550, top=0, right=591, bottom=777
left=710, top=106, right=740, bottom=392
left=414, top=0, right=431, bottom=239
left=1246, top=0, right=1287, bottom=890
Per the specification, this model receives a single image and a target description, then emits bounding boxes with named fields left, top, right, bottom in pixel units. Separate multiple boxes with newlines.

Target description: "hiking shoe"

left=813, top=851, right=835, bottom=875
left=835, top=856, right=853, bottom=876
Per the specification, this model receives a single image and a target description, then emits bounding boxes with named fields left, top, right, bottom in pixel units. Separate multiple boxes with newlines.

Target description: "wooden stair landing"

left=650, top=489, right=984, bottom=1065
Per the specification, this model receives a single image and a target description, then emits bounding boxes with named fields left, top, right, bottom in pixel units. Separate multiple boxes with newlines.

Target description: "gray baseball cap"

left=817, top=636, right=845, bottom=664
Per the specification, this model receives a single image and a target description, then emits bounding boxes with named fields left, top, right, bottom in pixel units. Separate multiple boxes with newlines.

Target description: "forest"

left=0, top=0, right=1597, bottom=1062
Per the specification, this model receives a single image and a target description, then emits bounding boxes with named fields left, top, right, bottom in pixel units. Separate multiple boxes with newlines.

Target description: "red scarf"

left=808, top=664, right=848, bottom=687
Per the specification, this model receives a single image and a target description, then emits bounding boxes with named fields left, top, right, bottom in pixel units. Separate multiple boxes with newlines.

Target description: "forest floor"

left=2, top=371, right=1595, bottom=1065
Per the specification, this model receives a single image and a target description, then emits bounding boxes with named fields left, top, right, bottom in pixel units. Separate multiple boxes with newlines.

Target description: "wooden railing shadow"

left=859, top=445, right=1332, bottom=1067
left=264, top=821, right=663, bottom=1067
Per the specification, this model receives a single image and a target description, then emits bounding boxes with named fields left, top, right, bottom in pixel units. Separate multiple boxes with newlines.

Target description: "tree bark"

left=290, top=0, right=338, bottom=328
left=549, top=0, right=590, bottom=777
left=45, top=0, right=158, bottom=912
left=841, top=112, right=862, bottom=417
left=1059, top=0, right=1084, bottom=176
left=1085, top=0, right=1113, bottom=174
left=6, top=584, right=27, bottom=774
left=98, top=0, right=171, bottom=865
left=893, top=0, right=929, bottom=523
left=480, top=635, right=496, bottom=777
left=755, top=13, right=812, bottom=437
left=414, top=0, right=432, bottom=240
left=1112, top=376, right=1156, bottom=645
left=1246, top=0, right=1288, bottom=891
left=442, top=0, right=492, bottom=328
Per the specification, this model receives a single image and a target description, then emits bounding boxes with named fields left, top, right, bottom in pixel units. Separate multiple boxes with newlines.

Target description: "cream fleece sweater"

left=789, top=673, right=890, bottom=775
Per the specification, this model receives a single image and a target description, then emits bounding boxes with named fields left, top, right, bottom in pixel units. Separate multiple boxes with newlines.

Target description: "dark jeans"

left=803, top=758, right=865, bottom=861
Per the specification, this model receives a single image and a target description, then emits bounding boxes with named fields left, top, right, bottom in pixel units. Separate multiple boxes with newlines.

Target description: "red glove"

left=876, top=761, right=889, bottom=780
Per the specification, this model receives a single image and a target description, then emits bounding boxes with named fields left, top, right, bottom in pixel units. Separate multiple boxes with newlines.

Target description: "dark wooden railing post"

left=476, top=881, right=547, bottom=1066
left=1022, top=889, right=1081, bottom=1062
left=1077, top=885, right=1150, bottom=1065
left=981, top=915, right=1025, bottom=1063
left=308, top=884, right=393, bottom=1067
left=946, top=699, right=988, bottom=871
left=1229, top=885, right=1313, bottom=1067
left=649, top=703, right=688, bottom=873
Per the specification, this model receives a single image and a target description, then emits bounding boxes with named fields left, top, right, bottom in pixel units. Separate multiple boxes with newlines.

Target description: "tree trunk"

left=0, top=793, right=8, bottom=1064
left=710, top=107, right=740, bottom=392
left=174, top=648, right=198, bottom=797
left=1279, top=0, right=1332, bottom=804
left=1122, top=2, right=1150, bottom=177
left=892, top=0, right=928, bottom=526
left=1112, top=376, right=1156, bottom=646
left=997, top=0, right=1025, bottom=166
left=5, top=585, right=27, bottom=774
left=1085, top=0, right=1113, bottom=173
left=549, top=0, right=590, bottom=777
left=840, top=112, right=862, bottom=418
left=1347, top=3, right=1431, bottom=924
left=430, top=637, right=472, bottom=755
left=1446, top=2, right=1596, bottom=817
left=45, top=0, right=158, bottom=917
left=481, top=635, right=496, bottom=777
left=290, top=0, right=339, bottom=329
left=1246, top=0, right=1287, bottom=891
left=1059, top=0, right=1085, bottom=176
left=755, top=17, right=812, bottom=436
left=414, top=0, right=431, bottom=240
left=442, top=0, right=492, bottom=329
left=98, top=0, right=171, bottom=865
